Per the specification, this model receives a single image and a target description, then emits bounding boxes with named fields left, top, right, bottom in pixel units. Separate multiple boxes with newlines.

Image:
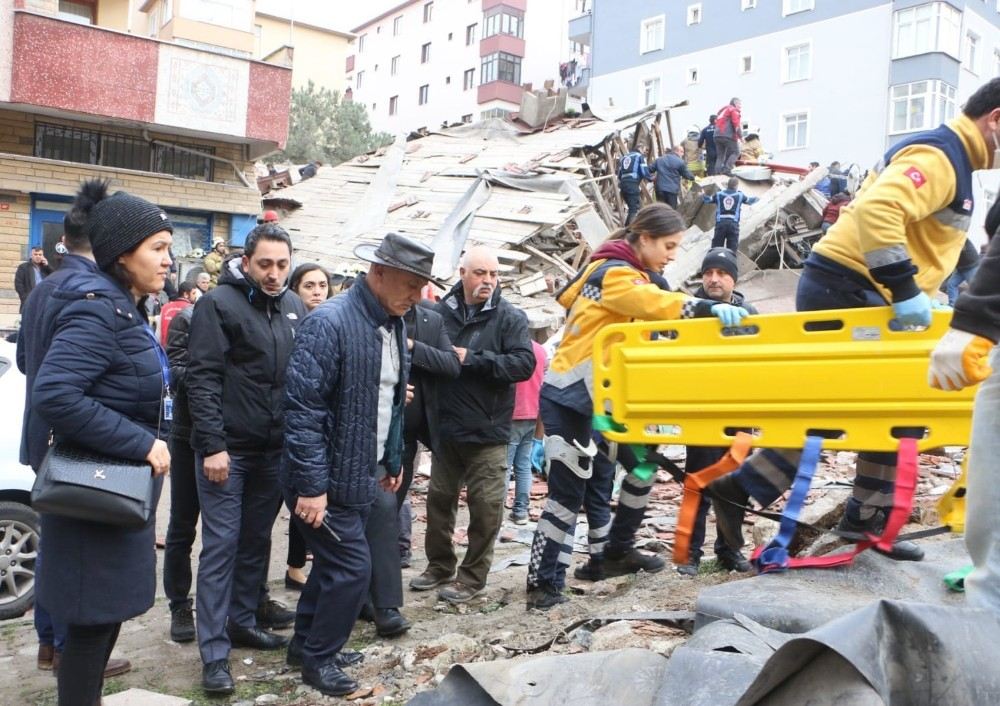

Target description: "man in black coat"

left=186, top=224, right=306, bottom=695
left=410, top=246, right=535, bottom=604
left=282, top=233, right=433, bottom=697
left=14, top=246, right=52, bottom=312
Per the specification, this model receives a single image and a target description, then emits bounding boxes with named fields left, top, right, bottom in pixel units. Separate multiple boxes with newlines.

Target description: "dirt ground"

left=0, top=448, right=955, bottom=706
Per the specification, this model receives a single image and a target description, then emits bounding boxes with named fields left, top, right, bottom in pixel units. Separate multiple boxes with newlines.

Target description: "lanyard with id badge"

left=143, top=326, right=173, bottom=422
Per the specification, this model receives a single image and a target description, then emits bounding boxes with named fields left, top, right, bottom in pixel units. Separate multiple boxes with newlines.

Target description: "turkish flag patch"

left=904, top=167, right=926, bottom=188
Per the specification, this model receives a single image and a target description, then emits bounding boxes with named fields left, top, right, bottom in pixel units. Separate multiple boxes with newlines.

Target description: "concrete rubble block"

left=102, top=690, right=192, bottom=706
left=783, top=188, right=827, bottom=230
left=738, top=167, right=827, bottom=260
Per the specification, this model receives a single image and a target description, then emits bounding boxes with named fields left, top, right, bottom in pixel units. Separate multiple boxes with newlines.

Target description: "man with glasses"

left=409, top=246, right=535, bottom=604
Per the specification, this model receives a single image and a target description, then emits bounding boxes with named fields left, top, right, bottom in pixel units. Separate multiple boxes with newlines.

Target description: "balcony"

left=568, top=12, right=591, bottom=46
left=568, top=67, right=590, bottom=98
left=0, top=8, right=293, bottom=157
left=477, top=81, right=524, bottom=106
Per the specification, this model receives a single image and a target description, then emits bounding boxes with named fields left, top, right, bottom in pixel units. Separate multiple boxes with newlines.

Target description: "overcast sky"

left=255, top=0, right=402, bottom=33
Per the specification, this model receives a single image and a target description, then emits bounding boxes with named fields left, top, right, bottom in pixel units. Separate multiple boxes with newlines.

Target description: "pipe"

left=141, top=129, right=255, bottom=189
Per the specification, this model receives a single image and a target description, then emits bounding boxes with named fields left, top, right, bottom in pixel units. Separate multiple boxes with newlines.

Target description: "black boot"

left=602, top=548, right=665, bottom=577
left=202, top=659, right=234, bottom=695
left=573, top=557, right=605, bottom=581
left=707, top=474, right=748, bottom=549
left=836, top=509, right=924, bottom=562
left=374, top=608, right=411, bottom=637
left=526, top=585, right=568, bottom=610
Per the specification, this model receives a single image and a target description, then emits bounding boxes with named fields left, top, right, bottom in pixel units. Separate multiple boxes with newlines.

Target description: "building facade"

left=254, top=12, right=354, bottom=94
left=578, top=0, right=1000, bottom=168
left=346, top=0, right=581, bottom=135
left=0, top=0, right=292, bottom=325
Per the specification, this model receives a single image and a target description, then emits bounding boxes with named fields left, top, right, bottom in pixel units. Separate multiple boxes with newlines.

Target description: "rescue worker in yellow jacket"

left=525, top=203, right=748, bottom=609
left=202, top=238, right=228, bottom=288
left=709, top=78, right=1000, bottom=565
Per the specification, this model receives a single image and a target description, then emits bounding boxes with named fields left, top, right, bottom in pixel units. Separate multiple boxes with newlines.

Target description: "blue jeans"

left=946, top=264, right=979, bottom=305
left=507, top=419, right=536, bottom=517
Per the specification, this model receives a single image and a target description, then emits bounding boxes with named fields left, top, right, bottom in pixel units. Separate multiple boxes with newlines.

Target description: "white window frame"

left=687, top=3, right=702, bottom=26
left=892, top=2, right=962, bottom=60
left=741, top=0, right=757, bottom=9
left=640, top=76, right=660, bottom=106
left=639, top=15, right=665, bottom=54
left=779, top=110, right=809, bottom=150
left=356, top=70, right=364, bottom=90
left=391, top=55, right=399, bottom=76
left=463, top=68, right=475, bottom=90
left=687, top=66, right=699, bottom=84
left=889, top=79, right=956, bottom=135
left=421, top=42, right=431, bottom=63
left=966, top=31, right=980, bottom=74
left=389, top=95, right=398, bottom=115
left=739, top=54, right=753, bottom=74
left=782, top=41, right=812, bottom=83
left=358, top=33, right=367, bottom=53
left=782, top=0, right=814, bottom=17
left=994, top=48, right=1000, bottom=77
left=393, top=15, right=402, bottom=35
left=419, top=84, right=429, bottom=105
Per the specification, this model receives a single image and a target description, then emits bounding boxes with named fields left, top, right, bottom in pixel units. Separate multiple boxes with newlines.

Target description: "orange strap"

left=672, top=432, right=753, bottom=565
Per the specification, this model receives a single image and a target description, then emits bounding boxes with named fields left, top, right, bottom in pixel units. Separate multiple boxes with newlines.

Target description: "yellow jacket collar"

left=949, top=114, right=991, bottom=171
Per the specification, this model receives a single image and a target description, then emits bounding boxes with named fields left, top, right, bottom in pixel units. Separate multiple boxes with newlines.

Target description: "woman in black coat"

left=32, top=182, right=174, bottom=706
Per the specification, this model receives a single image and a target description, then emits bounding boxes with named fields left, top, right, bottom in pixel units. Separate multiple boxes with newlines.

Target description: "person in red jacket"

left=713, top=97, right=743, bottom=176
left=820, top=192, right=851, bottom=233
left=158, top=282, right=199, bottom=346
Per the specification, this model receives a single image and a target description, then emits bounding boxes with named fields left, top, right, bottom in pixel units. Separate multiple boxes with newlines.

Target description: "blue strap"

left=754, top=435, right=823, bottom=574
left=143, top=325, right=170, bottom=390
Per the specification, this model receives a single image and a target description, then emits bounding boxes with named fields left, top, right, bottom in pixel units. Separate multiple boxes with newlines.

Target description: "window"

left=481, top=107, right=511, bottom=120
left=421, top=42, right=431, bottom=63
left=687, top=67, right=699, bottom=84
left=641, top=77, right=660, bottom=106
left=419, top=84, right=429, bottom=105
left=391, top=55, right=400, bottom=76
left=358, top=33, right=367, bottom=53
left=966, top=31, right=980, bottom=73
left=640, top=15, right=665, bottom=54
left=466, top=23, right=477, bottom=45
left=445, top=76, right=451, bottom=84
left=890, top=80, right=956, bottom=134
left=101, top=133, right=150, bottom=171
left=783, top=42, right=811, bottom=82
left=483, top=7, right=523, bottom=39
left=741, top=0, right=757, bottom=9
left=36, top=123, right=98, bottom=163
left=389, top=96, right=398, bottom=115
left=892, top=2, right=961, bottom=60
left=687, top=4, right=701, bottom=25
left=371, top=103, right=376, bottom=112
left=995, top=48, right=1000, bottom=77
left=58, top=0, right=95, bottom=24
left=780, top=112, right=809, bottom=150
left=740, top=54, right=753, bottom=73
left=423, top=1, right=433, bottom=22
left=462, top=114, right=473, bottom=123
left=357, top=70, right=364, bottom=89
left=480, top=52, right=522, bottom=85
left=180, top=0, right=249, bottom=31
left=463, top=68, right=475, bottom=90
left=782, top=0, right=814, bottom=16
left=393, top=15, right=402, bottom=35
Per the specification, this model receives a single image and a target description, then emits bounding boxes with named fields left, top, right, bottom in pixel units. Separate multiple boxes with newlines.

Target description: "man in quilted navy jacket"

left=281, top=233, right=435, bottom=698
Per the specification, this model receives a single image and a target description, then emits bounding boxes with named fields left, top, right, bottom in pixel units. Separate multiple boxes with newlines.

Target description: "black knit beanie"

left=85, top=191, right=173, bottom=270
left=701, top=247, right=739, bottom=281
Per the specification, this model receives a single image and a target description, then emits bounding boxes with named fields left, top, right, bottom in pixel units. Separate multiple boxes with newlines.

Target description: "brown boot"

left=103, top=658, right=132, bottom=678
left=37, top=644, right=55, bottom=670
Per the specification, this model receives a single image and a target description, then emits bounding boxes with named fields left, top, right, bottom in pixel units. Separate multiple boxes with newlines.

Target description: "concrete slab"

left=103, top=689, right=192, bottom=706
left=736, top=268, right=800, bottom=314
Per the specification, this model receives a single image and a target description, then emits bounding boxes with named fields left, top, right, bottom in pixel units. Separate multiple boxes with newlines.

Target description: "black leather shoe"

left=256, top=599, right=295, bottom=629
left=358, top=602, right=375, bottom=623
left=284, top=571, right=306, bottom=591
left=287, top=637, right=364, bottom=669
left=302, top=661, right=359, bottom=697
left=708, top=474, right=749, bottom=549
left=573, top=558, right=605, bottom=581
left=170, top=605, right=196, bottom=643
left=374, top=608, right=411, bottom=637
left=227, top=623, right=289, bottom=650
left=202, top=659, right=234, bottom=695
left=526, top=585, right=568, bottom=611
left=715, top=548, right=752, bottom=573
left=602, top=548, right=666, bottom=577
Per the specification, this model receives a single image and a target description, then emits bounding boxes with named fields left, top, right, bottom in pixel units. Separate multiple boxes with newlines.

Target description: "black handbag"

left=31, top=442, right=155, bottom=529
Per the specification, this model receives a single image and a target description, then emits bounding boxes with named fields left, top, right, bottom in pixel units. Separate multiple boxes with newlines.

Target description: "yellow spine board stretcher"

left=593, top=308, right=973, bottom=541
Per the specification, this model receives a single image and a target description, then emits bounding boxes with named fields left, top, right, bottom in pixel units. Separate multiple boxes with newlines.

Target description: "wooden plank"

left=523, top=244, right=577, bottom=277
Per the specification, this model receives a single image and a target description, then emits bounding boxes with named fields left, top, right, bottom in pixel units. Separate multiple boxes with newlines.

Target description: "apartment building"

left=254, top=12, right=354, bottom=93
left=0, top=0, right=292, bottom=325
left=576, top=0, right=1000, bottom=167
left=346, top=0, right=580, bottom=135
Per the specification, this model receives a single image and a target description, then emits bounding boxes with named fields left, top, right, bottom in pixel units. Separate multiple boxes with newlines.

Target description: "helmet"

left=744, top=125, right=761, bottom=139
left=687, top=124, right=700, bottom=137
left=259, top=210, right=279, bottom=224
left=190, top=247, right=205, bottom=259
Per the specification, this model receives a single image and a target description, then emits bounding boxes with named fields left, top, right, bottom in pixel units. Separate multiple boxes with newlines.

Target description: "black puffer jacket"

left=165, top=303, right=194, bottom=439
left=434, top=282, right=534, bottom=444
left=186, top=258, right=306, bottom=455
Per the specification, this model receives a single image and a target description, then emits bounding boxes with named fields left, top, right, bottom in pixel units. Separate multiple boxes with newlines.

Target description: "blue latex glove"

left=530, top=438, right=545, bottom=471
left=711, top=303, right=749, bottom=327
left=891, top=292, right=932, bottom=327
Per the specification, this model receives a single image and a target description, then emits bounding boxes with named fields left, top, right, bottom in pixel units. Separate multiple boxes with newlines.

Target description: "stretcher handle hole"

left=722, top=324, right=759, bottom=337
left=805, top=428, right=847, bottom=440
left=652, top=329, right=679, bottom=340
left=724, top=426, right=761, bottom=438
left=890, top=426, right=928, bottom=440
left=602, top=378, right=611, bottom=388
left=803, top=319, right=844, bottom=332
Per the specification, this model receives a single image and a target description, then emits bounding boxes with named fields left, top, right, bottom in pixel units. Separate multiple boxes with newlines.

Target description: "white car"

left=0, top=338, right=39, bottom=620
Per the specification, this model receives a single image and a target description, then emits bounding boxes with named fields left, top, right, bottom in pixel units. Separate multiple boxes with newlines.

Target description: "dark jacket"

left=953, top=229, right=1000, bottom=341
left=31, top=268, right=168, bottom=626
left=698, top=124, right=717, bottom=158
left=186, top=258, right=306, bottom=455
left=652, top=153, right=695, bottom=193
left=165, top=304, right=194, bottom=439
left=17, top=254, right=99, bottom=470
left=282, top=275, right=408, bottom=508
left=693, top=285, right=759, bottom=315
left=403, top=302, right=461, bottom=453
left=434, top=283, right=534, bottom=444
left=14, top=259, right=53, bottom=310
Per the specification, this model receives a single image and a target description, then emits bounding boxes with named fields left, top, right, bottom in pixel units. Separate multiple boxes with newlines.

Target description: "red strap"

left=672, top=433, right=752, bottom=565
left=750, top=437, right=918, bottom=570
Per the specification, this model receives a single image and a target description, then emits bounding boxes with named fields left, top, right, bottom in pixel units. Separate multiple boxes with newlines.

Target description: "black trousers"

left=656, top=189, right=679, bottom=208
left=365, top=468, right=403, bottom=609
left=163, top=431, right=198, bottom=611
left=58, top=622, right=121, bottom=706
left=621, top=180, right=641, bottom=225
left=289, top=500, right=371, bottom=670
left=711, top=219, right=740, bottom=251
